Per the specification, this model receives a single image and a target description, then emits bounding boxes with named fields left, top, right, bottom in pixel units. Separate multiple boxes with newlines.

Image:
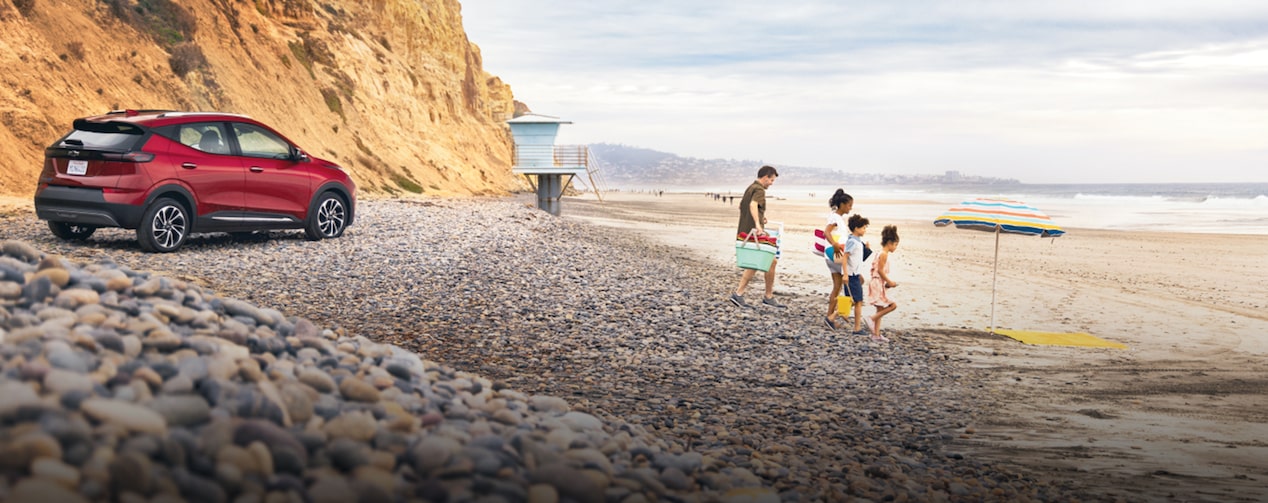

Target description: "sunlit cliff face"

left=0, top=0, right=526, bottom=198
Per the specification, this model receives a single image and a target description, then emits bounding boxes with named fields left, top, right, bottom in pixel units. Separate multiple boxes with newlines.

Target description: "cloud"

left=462, top=0, right=1268, bottom=182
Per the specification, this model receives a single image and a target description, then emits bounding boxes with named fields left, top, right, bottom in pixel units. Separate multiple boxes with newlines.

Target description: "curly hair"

left=847, top=214, right=869, bottom=231
left=881, top=225, right=899, bottom=245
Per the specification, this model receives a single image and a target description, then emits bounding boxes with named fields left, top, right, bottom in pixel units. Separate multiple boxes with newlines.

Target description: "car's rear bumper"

left=35, top=185, right=144, bottom=229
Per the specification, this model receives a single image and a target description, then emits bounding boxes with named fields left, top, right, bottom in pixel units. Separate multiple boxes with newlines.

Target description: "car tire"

left=48, top=221, right=97, bottom=241
left=305, top=192, right=347, bottom=241
left=137, top=198, right=189, bottom=253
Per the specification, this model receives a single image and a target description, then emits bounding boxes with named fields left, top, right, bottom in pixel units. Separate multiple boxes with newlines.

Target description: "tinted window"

left=231, top=123, right=291, bottom=159
left=62, top=121, right=144, bottom=151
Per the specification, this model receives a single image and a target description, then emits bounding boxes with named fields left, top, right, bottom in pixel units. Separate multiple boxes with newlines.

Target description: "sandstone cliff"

left=0, top=0, right=525, bottom=198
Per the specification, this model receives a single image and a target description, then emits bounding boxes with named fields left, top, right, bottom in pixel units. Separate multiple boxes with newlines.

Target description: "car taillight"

left=102, top=152, right=155, bottom=162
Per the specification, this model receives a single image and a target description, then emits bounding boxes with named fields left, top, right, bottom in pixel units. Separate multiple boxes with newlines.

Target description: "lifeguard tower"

left=507, top=113, right=605, bottom=215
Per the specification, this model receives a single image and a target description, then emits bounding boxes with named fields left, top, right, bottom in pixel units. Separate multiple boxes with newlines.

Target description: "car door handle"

left=249, top=166, right=264, bottom=172
left=181, top=162, right=196, bottom=169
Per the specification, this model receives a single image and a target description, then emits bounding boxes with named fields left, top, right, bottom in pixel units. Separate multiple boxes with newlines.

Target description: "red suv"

left=34, top=110, right=356, bottom=252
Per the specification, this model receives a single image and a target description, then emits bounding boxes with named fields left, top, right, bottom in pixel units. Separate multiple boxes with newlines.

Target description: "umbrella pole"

left=991, top=227, right=999, bottom=333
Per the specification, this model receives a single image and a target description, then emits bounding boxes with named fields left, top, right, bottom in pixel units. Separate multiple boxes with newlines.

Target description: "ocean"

left=659, top=183, right=1268, bottom=235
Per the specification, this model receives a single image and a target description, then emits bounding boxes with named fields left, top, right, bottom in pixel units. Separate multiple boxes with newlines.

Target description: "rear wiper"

left=63, top=139, right=84, bottom=147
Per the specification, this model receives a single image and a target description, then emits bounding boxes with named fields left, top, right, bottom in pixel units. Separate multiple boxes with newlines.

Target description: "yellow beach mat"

left=992, top=329, right=1128, bottom=349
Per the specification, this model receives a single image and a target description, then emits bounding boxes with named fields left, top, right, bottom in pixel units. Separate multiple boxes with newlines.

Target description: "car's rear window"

left=62, top=119, right=146, bottom=151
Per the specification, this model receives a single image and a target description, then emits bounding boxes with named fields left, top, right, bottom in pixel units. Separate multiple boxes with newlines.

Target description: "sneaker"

left=762, top=297, right=786, bottom=308
left=851, top=329, right=871, bottom=336
left=729, top=293, right=748, bottom=307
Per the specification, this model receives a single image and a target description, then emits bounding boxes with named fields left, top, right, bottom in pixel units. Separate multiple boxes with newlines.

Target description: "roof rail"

left=105, top=109, right=178, bottom=116
left=155, top=111, right=252, bottom=119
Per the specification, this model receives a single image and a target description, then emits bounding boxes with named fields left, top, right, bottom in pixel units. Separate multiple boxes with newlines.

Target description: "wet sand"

left=559, top=190, right=1268, bottom=501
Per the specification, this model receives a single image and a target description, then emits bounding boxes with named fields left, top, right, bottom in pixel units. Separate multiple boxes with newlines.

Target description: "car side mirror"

left=293, top=149, right=310, bottom=162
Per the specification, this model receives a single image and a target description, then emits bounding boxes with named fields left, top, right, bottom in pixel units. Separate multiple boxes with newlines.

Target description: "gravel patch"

left=0, top=199, right=1102, bottom=501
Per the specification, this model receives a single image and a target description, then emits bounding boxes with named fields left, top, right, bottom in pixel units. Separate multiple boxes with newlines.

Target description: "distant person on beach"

left=844, top=214, right=870, bottom=333
left=865, top=225, right=900, bottom=341
left=730, top=165, right=784, bottom=308
left=820, top=190, right=853, bottom=329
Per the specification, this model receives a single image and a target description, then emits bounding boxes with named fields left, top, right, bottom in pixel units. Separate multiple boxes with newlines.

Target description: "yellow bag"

left=837, top=295, right=853, bottom=316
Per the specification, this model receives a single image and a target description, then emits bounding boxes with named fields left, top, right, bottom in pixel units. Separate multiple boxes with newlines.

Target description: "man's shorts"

left=847, top=274, right=864, bottom=302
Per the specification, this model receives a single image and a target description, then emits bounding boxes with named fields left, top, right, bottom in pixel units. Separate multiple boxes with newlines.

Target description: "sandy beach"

left=559, top=190, right=1268, bottom=501
left=4, top=190, right=1267, bottom=500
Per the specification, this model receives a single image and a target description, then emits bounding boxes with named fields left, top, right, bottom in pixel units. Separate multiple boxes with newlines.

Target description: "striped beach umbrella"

left=934, top=198, right=1065, bottom=333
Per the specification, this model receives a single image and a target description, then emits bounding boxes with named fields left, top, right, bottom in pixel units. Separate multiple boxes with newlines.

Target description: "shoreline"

left=556, top=190, right=1268, bottom=501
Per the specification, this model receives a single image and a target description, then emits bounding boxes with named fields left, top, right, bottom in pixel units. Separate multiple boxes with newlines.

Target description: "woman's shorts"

left=847, top=275, right=864, bottom=302
left=824, top=255, right=843, bottom=275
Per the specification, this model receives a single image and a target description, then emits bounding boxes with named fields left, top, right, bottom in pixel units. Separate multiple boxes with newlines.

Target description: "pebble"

left=147, top=395, right=212, bottom=427
left=81, top=398, right=168, bottom=435
left=338, top=376, right=381, bottom=403
left=297, top=367, right=335, bottom=393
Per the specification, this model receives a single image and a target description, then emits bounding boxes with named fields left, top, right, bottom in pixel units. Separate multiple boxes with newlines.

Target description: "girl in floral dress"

left=865, top=225, right=900, bottom=341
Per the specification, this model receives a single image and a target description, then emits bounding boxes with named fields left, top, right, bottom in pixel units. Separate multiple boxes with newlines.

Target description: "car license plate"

left=67, top=160, right=88, bottom=176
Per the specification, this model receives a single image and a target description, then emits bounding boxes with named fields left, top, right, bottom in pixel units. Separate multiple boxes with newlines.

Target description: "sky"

left=460, top=1, right=1268, bottom=184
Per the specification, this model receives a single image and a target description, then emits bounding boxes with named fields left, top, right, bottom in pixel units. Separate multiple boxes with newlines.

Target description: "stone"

left=527, top=484, right=560, bottom=503
left=327, top=438, right=371, bottom=472
left=161, top=375, right=196, bottom=395
left=94, top=332, right=125, bottom=353
left=47, top=347, right=92, bottom=373
left=147, top=395, right=212, bottom=427
left=564, top=448, right=613, bottom=476
left=21, top=275, right=53, bottom=305
left=410, top=436, right=461, bottom=474
left=216, top=445, right=260, bottom=476
left=297, top=367, right=336, bottom=393
left=720, top=487, right=781, bottom=503
left=659, top=467, right=693, bottom=491
left=43, top=368, right=95, bottom=394
left=34, top=267, right=71, bottom=287
left=559, top=411, right=605, bottom=432
left=308, top=475, right=356, bottom=503
left=232, top=420, right=308, bottom=469
left=0, top=382, right=41, bottom=420
left=293, top=318, right=319, bottom=339
left=120, top=335, right=142, bottom=357
left=246, top=441, right=276, bottom=477
left=0, top=280, right=22, bottom=299
left=108, top=451, right=154, bottom=495
left=323, top=410, right=378, bottom=442
left=81, top=398, right=168, bottom=435
left=10, top=477, right=89, bottom=503
left=531, top=463, right=604, bottom=503
left=31, top=457, right=82, bottom=488
left=278, top=383, right=315, bottom=424
left=0, top=433, right=63, bottom=471
left=173, top=468, right=228, bottom=503
left=530, top=395, right=571, bottom=414
left=338, top=377, right=381, bottom=403
left=2, top=240, right=43, bottom=263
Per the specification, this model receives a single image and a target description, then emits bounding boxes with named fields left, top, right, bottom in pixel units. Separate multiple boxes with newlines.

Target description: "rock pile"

left=0, top=239, right=768, bottom=503
left=1, top=199, right=1101, bottom=502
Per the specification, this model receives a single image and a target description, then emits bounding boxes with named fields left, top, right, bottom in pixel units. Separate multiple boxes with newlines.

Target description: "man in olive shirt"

left=730, top=165, right=785, bottom=308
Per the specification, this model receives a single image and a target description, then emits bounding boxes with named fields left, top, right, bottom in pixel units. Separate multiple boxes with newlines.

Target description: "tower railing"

left=511, top=144, right=607, bottom=201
